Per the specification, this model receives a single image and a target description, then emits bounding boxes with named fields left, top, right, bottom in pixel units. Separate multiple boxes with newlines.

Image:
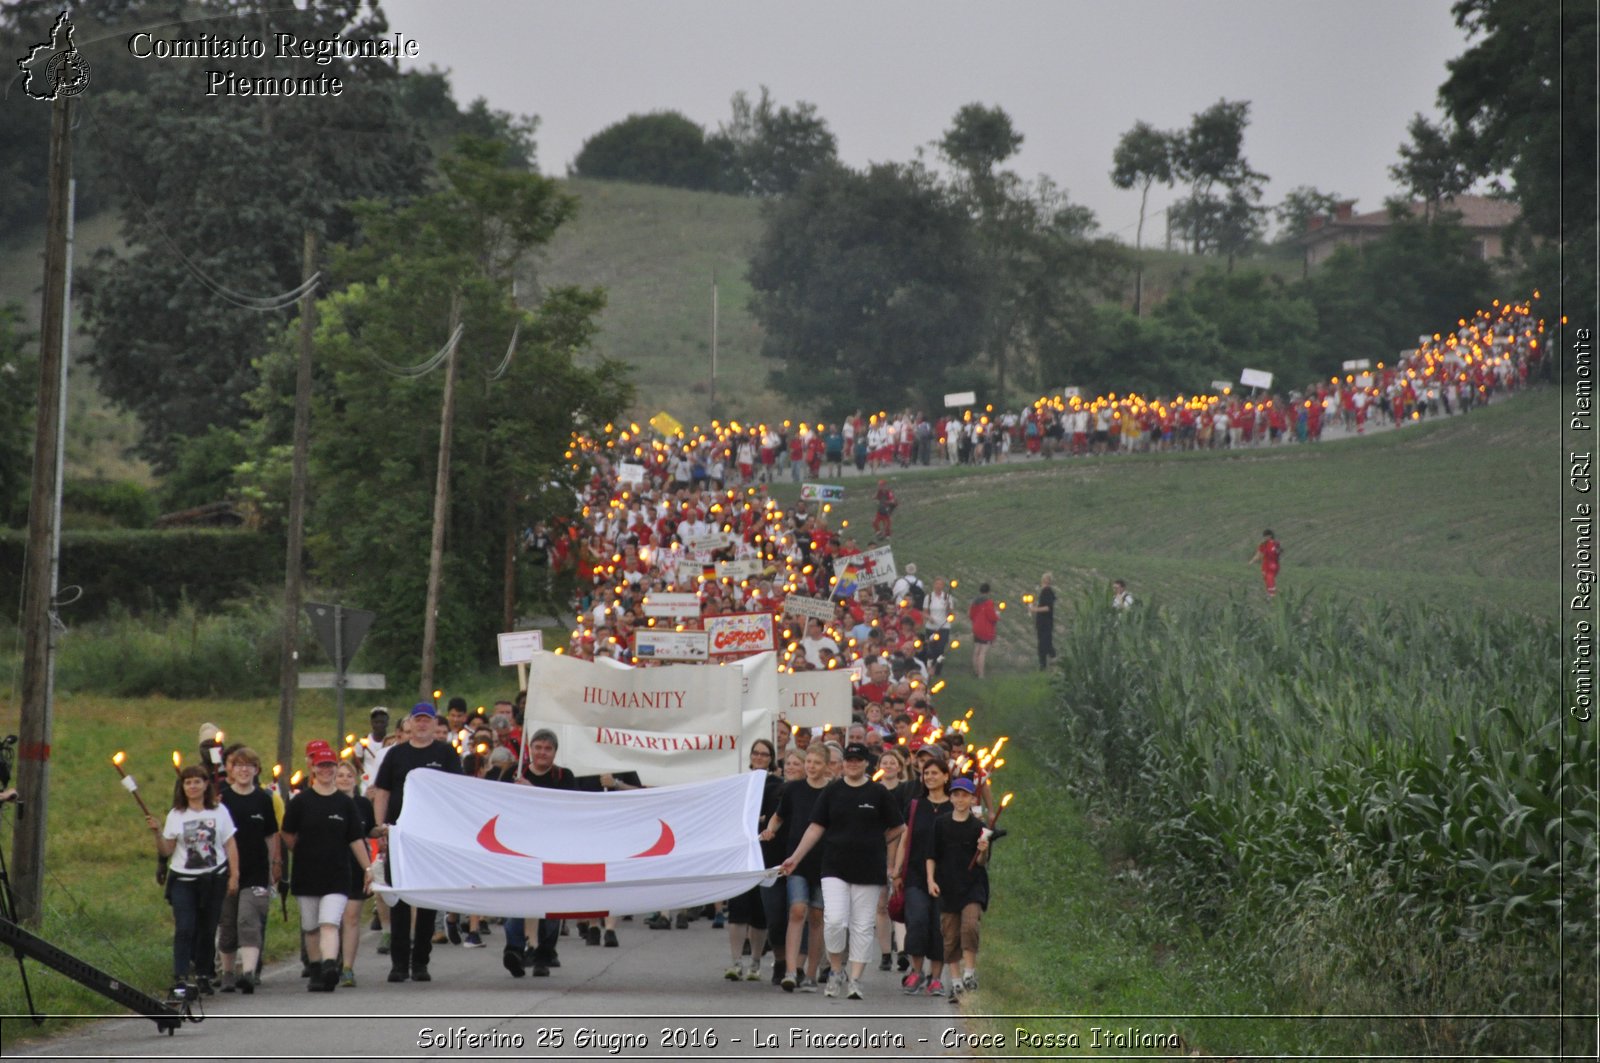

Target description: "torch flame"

left=112, top=751, right=126, bottom=766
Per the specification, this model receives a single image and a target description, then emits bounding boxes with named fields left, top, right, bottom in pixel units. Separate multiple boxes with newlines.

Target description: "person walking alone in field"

left=1028, top=573, right=1057, bottom=670
left=967, top=584, right=999, bottom=680
left=1252, top=530, right=1282, bottom=600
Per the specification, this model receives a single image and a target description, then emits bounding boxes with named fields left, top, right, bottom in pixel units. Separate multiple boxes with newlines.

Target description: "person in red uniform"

left=1252, top=529, right=1282, bottom=600
left=967, top=583, right=999, bottom=680
left=873, top=481, right=897, bottom=540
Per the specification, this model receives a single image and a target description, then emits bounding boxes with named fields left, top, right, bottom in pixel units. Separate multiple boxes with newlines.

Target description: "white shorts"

left=298, top=893, right=348, bottom=928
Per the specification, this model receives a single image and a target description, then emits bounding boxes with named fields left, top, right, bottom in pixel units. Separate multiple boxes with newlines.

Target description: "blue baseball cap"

left=409, top=702, right=438, bottom=718
left=949, top=776, right=977, bottom=795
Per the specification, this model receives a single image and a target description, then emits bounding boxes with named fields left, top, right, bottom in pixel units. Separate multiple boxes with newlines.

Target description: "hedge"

left=0, top=529, right=285, bottom=620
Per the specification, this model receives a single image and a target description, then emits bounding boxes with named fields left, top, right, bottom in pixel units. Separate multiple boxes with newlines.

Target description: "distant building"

left=1297, top=194, right=1520, bottom=273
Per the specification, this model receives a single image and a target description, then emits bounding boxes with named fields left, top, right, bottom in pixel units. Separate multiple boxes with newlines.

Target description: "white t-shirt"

left=163, top=804, right=237, bottom=877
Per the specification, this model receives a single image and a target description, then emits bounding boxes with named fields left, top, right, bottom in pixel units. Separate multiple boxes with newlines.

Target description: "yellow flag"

left=650, top=411, right=684, bottom=437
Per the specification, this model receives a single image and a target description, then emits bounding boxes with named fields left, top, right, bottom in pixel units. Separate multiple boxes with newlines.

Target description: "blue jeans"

left=504, top=917, right=559, bottom=962
left=167, top=872, right=227, bottom=980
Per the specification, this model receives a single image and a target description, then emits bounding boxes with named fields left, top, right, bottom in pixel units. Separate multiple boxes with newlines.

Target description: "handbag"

left=886, top=798, right=918, bottom=921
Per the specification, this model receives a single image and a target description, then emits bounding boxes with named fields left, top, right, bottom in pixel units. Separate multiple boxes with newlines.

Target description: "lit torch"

left=110, top=752, right=155, bottom=819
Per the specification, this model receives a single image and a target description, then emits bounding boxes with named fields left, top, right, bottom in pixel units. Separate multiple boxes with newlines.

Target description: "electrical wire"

left=363, top=322, right=463, bottom=379
left=485, top=322, right=519, bottom=381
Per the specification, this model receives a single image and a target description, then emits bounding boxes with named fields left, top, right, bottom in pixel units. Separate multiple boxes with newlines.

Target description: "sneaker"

left=645, top=914, right=671, bottom=930
left=196, top=975, right=216, bottom=995
left=502, top=948, right=526, bottom=978
left=846, top=976, right=863, bottom=1000
left=948, top=981, right=963, bottom=1003
left=547, top=953, right=561, bottom=968
left=237, top=973, right=255, bottom=995
left=902, top=971, right=924, bottom=995
left=585, top=926, right=601, bottom=946
left=878, top=952, right=892, bottom=971
left=897, top=951, right=909, bottom=971
left=725, top=964, right=743, bottom=981
left=711, top=911, right=726, bottom=929
left=745, top=961, right=763, bottom=982
left=772, top=963, right=787, bottom=987
left=604, top=929, right=619, bottom=948
left=411, top=966, right=431, bottom=982
left=798, top=976, right=818, bottom=993
left=219, top=972, right=237, bottom=993
left=925, top=977, right=945, bottom=996
left=963, top=972, right=978, bottom=991
left=780, top=972, right=797, bottom=993
left=308, top=975, right=328, bottom=993
left=823, top=974, right=841, bottom=998
left=301, top=962, right=316, bottom=979
left=377, top=932, right=390, bottom=955
left=387, top=968, right=408, bottom=983
left=463, top=932, right=484, bottom=949
left=321, top=960, right=340, bottom=992
left=674, top=911, right=690, bottom=929
left=532, top=962, right=550, bottom=977
left=340, top=968, right=356, bottom=988
left=445, top=919, right=462, bottom=946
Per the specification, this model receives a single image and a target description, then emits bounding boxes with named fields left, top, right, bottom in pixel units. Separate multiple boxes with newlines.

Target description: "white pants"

left=820, top=877, right=881, bottom=965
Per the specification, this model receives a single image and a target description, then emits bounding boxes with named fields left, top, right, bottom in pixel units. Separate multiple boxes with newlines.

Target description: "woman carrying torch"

left=145, top=765, right=239, bottom=997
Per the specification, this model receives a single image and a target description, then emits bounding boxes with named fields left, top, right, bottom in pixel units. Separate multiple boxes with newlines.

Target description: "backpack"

left=905, top=577, right=926, bottom=610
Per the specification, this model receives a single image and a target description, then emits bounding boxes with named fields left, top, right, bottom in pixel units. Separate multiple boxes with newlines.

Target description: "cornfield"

left=1048, top=592, right=1595, bottom=1055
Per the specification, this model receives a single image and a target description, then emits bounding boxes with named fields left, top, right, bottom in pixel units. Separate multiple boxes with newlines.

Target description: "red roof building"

left=1297, top=194, right=1520, bottom=272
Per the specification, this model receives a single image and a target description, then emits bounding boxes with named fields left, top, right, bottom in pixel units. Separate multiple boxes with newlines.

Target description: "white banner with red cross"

left=379, top=770, right=771, bottom=917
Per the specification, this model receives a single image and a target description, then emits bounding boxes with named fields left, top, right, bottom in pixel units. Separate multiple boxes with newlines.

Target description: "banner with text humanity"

left=525, top=653, right=743, bottom=784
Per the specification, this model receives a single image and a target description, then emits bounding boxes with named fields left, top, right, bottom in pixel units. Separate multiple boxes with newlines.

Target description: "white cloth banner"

left=778, top=669, right=854, bottom=728
left=379, top=770, right=772, bottom=917
left=737, top=651, right=778, bottom=756
left=526, top=654, right=743, bottom=783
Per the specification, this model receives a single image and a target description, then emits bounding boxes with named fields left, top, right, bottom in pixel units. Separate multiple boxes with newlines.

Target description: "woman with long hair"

left=724, top=739, right=779, bottom=981
left=897, top=751, right=954, bottom=995
left=145, top=764, right=239, bottom=997
left=334, top=760, right=377, bottom=987
left=761, top=744, right=830, bottom=992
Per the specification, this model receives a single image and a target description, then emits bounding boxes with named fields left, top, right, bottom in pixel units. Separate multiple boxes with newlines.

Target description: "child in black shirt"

left=927, top=775, right=990, bottom=1000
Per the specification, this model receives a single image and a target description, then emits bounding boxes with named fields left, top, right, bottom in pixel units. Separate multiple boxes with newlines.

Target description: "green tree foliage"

left=748, top=162, right=985, bottom=417
left=1436, top=0, right=1595, bottom=325
left=296, top=138, right=631, bottom=685
left=939, top=103, right=1025, bottom=180
left=1151, top=269, right=1319, bottom=385
left=0, top=305, right=37, bottom=528
left=1388, top=114, right=1474, bottom=219
left=570, top=111, right=722, bottom=191
left=80, top=0, right=434, bottom=471
left=1301, top=213, right=1497, bottom=369
left=1170, top=99, right=1269, bottom=266
left=1110, top=120, right=1178, bottom=313
left=709, top=87, right=839, bottom=196
left=1274, top=186, right=1347, bottom=242
left=394, top=67, right=540, bottom=170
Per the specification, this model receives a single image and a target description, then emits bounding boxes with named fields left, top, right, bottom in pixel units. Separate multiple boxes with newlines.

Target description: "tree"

left=1171, top=99, right=1269, bottom=266
left=709, top=87, right=839, bottom=196
left=1436, top=0, right=1595, bottom=325
left=939, top=103, right=1024, bottom=181
left=748, top=162, right=985, bottom=417
left=1388, top=114, right=1474, bottom=219
left=1111, top=121, right=1178, bottom=314
left=0, top=305, right=36, bottom=527
left=280, top=137, right=631, bottom=685
left=80, top=0, right=434, bottom=471
left=1274, top=186, right=1347, bottom=241
left=570, top=111, right=722, bottom=191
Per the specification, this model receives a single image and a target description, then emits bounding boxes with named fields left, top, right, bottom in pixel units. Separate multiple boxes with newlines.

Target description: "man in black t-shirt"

left=1028, top=572, right=1057, bottom=670
left=501, top=728, right=574, bottom=978
left=217, top=747, right=278, bottom=993
left=370, top=702, right=461, bottom=983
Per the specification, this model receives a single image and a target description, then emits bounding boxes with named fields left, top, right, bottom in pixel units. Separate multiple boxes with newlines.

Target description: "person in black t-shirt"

left=282, top=741, right=370, bottom=992
left=370, top=702, right=462, bottom=983
left=780, top=743, right=904, bottom=1002
left=216, top=747, right=278, bottom=994
left=1028, top=572, right=1057, bottom=670
left=760, top=744, right=830, bottom=992
left=501, top=728, right=574, bottom=978
left=928, top=776, right=991, bottom=1000
left=334, top=760, right=376, bottom=988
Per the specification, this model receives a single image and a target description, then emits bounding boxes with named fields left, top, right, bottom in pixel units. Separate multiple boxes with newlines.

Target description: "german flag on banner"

left=650, top=410, right=684, bottom=437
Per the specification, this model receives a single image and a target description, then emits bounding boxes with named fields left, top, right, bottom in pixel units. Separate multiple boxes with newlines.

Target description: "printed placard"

left=832, top=544, right=897, bottom=590
left=704, top=612, right=775, bottom=658
left=632, top=630, right=709, bottom=662
left=777, top=670, right=853, bottom=728
left=643, top=592, right=700, bottom=619
left=496, top=629, right=545, bottom=665
left=782, top=595, right=837, bottom=622
left=685, top=532, right=733, bottom=553
left=800, top=483, right=845, bottom=503
left=1239, top=368, right=1274, bottom=390
left=943, top=390, right=977, bottom=407
left=617, top=462, right=646, bottom=484
left=716, top=558, right=763, bottom=580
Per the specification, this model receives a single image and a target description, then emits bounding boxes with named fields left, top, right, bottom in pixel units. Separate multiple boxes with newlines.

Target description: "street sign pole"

left=334, top=603, right=345, bottom=740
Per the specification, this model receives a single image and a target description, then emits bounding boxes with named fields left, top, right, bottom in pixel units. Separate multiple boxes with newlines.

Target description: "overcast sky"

left=379, top=0, right=1472, bottom=241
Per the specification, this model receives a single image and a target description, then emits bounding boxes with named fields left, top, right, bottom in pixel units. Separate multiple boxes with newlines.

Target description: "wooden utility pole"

left=13, top=93, right=72, bottom=926
left=276, top=229, right=317, bottom=773
left=709, top=270, right=718, bottom=420
left=419, top=294, right=463, bottom=699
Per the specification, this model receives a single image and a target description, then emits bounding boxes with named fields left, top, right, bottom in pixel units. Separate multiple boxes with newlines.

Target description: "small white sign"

left=944, top=390, right=977, bottom=408
left=716, top=559, right=763, bottom=580
left=1239, top=368, right=1274, bottom=390
left=644, top=592, right=701, bottom=619
left=1341, top=358, right=1372, bottom=371
left=783, top=595, right=838, bottom=622
left=1062, top=386, right=1082, bottom=399
left=617, top=462, right=646, bottom=484
left=800, top=483, right=845, bottom=503
left=632, top=630, right=709, bottom=661
left=496, top=630, right=544, bottom=666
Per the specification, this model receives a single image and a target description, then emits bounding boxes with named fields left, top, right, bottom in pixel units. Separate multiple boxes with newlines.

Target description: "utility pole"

left=709, top=270, right=718, bottom=421
left=276, top=229, right=317, bottom=773
left=419, top=293, right=463, bottom=700
left=14, top=92, right=72, bottom=926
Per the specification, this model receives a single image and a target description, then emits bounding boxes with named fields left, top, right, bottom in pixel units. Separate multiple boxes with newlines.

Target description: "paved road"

left=11, top=917, right=974, bottom=1061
